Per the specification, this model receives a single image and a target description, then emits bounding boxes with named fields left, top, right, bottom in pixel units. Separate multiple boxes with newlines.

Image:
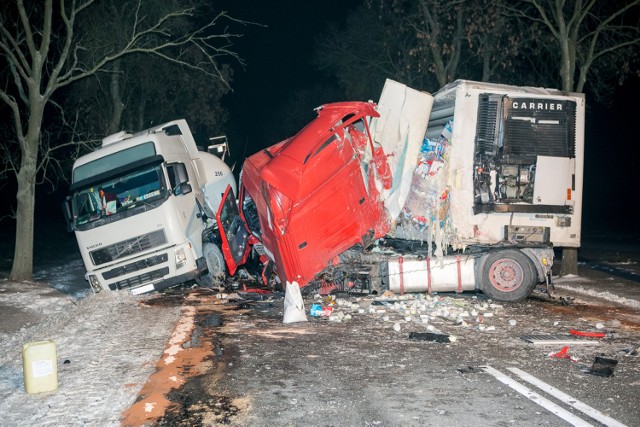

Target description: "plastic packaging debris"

left=324, top=295, right=337, bottom=306
left=587, top=356, right=618, bottom=377
left=310, top=304, right=333, bottom=317
left=283, top=281, right=308, bottom=324
left=310, top=304, right=323, bottom=317
left=408, top=332, right=451, bottom=343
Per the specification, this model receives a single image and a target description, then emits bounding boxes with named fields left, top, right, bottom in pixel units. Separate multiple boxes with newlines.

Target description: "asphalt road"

left=151, top=274, right=640, bottom=427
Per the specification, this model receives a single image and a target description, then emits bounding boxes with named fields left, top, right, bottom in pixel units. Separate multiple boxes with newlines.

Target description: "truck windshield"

left=71, top=164, right=167, bottom=227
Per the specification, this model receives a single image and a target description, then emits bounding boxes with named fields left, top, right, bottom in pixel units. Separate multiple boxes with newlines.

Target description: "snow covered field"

left=0, top=281, right=181, bottom=426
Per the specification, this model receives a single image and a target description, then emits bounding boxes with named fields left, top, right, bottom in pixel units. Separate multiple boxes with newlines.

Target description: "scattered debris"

left=548, top=346, right=578, bottom=362
left=457, top=366, right=480, bottom=374
left=586, top=356, right=618, bottom=377
left=309, top=304, right=333, bottom=317
left=569, top=329, right=606, bottom=338
left=408, top=332, right=452, bottom=343
left=521, top=334, right=601, bottom=345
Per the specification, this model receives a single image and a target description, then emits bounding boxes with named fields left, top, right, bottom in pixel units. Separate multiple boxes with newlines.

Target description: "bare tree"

left=410, top=0, right=466, bottom=87
left=511, top=0, right=640, bottom=95
left=0, top=0, right=244, bottom=281
left=315, top=0, right=538, bottom=98
left=314, top=4, right=427, bottom=100
left=507, top=0, right=640, bottom=274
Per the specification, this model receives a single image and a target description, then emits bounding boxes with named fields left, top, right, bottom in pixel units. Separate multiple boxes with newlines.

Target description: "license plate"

left=130, top=284, right=155, bottom=295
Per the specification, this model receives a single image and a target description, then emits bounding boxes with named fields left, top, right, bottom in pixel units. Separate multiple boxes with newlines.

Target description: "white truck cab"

left=63, top=120, right=237, bottom=295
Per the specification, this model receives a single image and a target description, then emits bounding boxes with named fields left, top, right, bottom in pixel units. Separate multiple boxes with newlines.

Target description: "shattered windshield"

left=71, top=164, right=167, bottom=227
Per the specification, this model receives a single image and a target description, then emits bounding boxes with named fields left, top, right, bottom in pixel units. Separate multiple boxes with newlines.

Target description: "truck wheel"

left=196, top=243, right=226, bottom=288
left=478, top=250, right=536, bottom=302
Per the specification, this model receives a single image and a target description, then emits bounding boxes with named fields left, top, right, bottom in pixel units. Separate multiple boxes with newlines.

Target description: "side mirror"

left=179, top=183, right=192, bottom=195
left=61, top=197, right=75, bottom=232
left=176, top=163, right=189, bottom=185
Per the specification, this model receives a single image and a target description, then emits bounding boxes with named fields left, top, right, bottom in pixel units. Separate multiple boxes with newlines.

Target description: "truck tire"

left=196, top=243, right=226, bottom=288
left=478, top=250, right=536, bottom=302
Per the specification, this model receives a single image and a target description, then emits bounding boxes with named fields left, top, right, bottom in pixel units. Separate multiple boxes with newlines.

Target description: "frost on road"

left=0, top=281, right=181, bottom=426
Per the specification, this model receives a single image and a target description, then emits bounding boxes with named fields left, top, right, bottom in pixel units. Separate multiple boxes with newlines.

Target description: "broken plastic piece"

left=569, top=329, right=606, bottom=338
left=408, top=332, right=451, bottom=343
left=587, top=356, right=618, bottom=377
left=549, top=346, right=572, bottom=360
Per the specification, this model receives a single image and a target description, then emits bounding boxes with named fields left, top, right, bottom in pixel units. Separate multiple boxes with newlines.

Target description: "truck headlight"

left=175, top=248, right=187, bottom=270
left=88, top=275, right=102, bottom=293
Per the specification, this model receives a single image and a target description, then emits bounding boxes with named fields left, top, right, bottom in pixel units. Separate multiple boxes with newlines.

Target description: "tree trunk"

left=106, top=60, right=125, bottom=135
left=9, top=142, right=38, bottom=281
left=559, top=247, right=578, bottom=276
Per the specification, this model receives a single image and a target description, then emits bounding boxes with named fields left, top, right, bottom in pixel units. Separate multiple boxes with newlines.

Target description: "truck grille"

left=108, top=267, right=170, bottom=290
left=102, top=253, right=168, bottom=280
left=90, top=230, right=167, bottom=266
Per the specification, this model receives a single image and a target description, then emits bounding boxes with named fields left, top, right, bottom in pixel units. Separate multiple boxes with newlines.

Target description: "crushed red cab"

left=237, top=101, right=392, bottom=288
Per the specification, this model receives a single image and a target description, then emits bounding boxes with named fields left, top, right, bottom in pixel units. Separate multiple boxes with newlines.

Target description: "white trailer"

left=368, top=79, right=585, bottom=301
left=63, top=120, right=242, bottom=295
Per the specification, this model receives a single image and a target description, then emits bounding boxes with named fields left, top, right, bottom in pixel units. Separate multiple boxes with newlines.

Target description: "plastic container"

left=22, top=340, right=58, bottom=394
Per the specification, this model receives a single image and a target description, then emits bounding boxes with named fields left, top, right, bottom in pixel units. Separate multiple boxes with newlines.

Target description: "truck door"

left=216, top=184, right=251, bottom=275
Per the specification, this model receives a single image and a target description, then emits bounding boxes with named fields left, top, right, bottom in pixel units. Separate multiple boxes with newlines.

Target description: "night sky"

left=216, top=0, right=358, bottom=149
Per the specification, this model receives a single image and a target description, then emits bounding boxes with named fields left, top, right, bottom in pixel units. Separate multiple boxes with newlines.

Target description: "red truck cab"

left=223, top=101, right=392, bottom=288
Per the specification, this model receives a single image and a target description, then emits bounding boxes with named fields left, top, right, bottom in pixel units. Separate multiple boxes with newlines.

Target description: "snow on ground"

left=0, top=281, right=181, bottom=426
left=553, top=282, right=640, bottom=310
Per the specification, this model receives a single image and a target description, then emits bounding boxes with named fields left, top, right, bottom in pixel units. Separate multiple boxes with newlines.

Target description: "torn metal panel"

left=369, top=79, right=434, bottom=219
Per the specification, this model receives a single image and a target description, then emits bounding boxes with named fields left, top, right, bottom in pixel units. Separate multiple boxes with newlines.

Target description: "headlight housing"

left=175, top=248, right=187, bottom=270
left=88, top=274, right=102, bottom=293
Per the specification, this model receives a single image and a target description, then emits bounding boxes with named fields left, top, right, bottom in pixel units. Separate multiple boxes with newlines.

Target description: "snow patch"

left=0, top=281, right=182, bottom=425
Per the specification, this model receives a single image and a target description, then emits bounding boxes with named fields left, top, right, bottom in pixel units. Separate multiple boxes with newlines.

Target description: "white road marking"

left=482, top=365, right=593, bottom=427
left=507, top=367, right=628, bottom=427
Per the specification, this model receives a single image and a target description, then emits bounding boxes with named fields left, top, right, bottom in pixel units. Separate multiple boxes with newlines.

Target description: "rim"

left=488, top=258, right=524, bottom=292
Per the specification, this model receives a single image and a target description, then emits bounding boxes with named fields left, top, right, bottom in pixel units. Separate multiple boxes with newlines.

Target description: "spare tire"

left=477, top=249, right=537, bottom=302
